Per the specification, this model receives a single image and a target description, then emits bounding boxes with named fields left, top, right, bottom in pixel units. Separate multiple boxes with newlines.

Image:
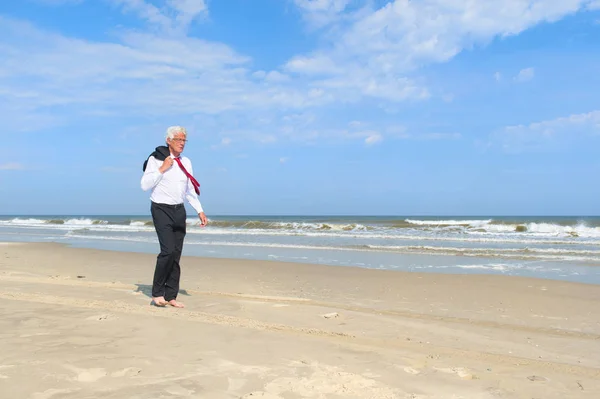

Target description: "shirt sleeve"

left=184, top=159, right=204, bottom=214
left=140, top=156, right=164, bottom=191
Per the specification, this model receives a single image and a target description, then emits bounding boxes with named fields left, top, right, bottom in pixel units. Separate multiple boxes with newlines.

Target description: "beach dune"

left=0, top=243, right=599, bottom=398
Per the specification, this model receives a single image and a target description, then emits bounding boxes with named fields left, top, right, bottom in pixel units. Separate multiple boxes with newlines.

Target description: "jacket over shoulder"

left=143, top=145, right=170, bottom=172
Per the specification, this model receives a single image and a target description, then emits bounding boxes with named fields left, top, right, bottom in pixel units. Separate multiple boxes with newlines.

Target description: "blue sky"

left=1, top=0, right=600, bottom=216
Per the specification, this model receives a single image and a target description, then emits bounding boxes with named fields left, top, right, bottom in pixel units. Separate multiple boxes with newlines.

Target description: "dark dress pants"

left=150, top=201, right=186, bottom=301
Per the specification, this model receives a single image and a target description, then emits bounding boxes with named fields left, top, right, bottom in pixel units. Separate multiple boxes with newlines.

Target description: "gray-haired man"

left=141, top=126, right=207, bottom=308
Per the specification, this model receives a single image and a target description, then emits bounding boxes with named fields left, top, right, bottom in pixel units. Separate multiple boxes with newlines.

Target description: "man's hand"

left=159, top=157, right=174, bottom=174
left=199, top=212, right=208, bottom=226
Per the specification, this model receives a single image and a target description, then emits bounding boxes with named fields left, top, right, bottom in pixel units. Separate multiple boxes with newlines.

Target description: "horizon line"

left=1, top=214, right=599, bottom=218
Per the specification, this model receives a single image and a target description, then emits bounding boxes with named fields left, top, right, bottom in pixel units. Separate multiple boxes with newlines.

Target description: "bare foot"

left=167, top=300, right=185, bottom=308
left=151, top=296, right=167, bottom=307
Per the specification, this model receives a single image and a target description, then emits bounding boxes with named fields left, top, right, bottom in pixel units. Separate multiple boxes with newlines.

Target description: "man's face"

left=168, top=132, right=187, bottom=154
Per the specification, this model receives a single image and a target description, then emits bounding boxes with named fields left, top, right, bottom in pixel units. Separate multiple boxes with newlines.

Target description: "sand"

left=0, top=242, right=598, bottom=398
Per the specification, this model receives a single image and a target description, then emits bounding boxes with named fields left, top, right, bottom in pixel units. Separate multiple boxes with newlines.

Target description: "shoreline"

left=2, top=242, right=599, bottom=332
left=4, top=238, right=600, bottom=286
left=3, top=212, right=600, bottom=287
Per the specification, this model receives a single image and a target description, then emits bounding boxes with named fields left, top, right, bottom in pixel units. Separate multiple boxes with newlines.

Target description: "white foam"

left=64, top=218, right=98, bottom=226
left=367, top=244, right=600, bottom=256
left=3, top=217, right=600, bottom=250
left=270, top=222, right=368, bottom=231
left=406, top=219, right=492, bottom=227
left=412, top=263, right=513, bottom=272
left=63, top=234, right=370, bottom=253
left=415, top=262, right=580, bottom=276
left=526, top=222, right=600, bottom=237
left=478, top=224, right=520, bottom=233
left=2, top=218, right=47, bottom=225
left=0, top=218, right=106, bottom=229
left=182, top=228, right=600, bottom=246
left=365, top=245, right=600, bottom=262
left=65, top=233, right=154, bottom=243
left=403, top=218, right=600, bottom=239
left=51, top=234, right=600, bottom=263
left=469, top=222, right=600, bottom=238
left=454, top=264, right=510, bottom=271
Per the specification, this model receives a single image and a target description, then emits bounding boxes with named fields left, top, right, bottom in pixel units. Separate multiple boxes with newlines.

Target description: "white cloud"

left=279, top=157, right=289, bottom=163
left=347, top=121, right=414, bottom=144
left=264, top=71, right=291, bottom=83
left=294, top=0, right=351, bottom=14
left=287, top=0, right=593, bottom=102
left=384, top=131, right=461, bottom=140
left=2, top=0, right=598, bottom=147
left=385, top=125, right=408, bottom=136
left=494, top=72, right=502, bottom=81
left=111, top=0, right=172, bottom=30
left=589, top=0, right=600, bottom=9
left=209, top=136, right=234, bottom=150
left=490, top=110, right=600, bottom=152
left=364, top=132, right=382, bottom=145
left=0, top=163, right=25, bottom=171
left=110, top=0, right=207, bottom=33
left=293, top=0, right=353, bottom=28
left=168, top=0, right=208, bottom=28
left=515, top=67, right=535, bottom=82
left=286, top=54, right=342, bottom=75
left=0, top=16, right=336, bottom=131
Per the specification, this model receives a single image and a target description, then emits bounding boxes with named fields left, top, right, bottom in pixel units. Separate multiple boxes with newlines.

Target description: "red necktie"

left=174, top=157, right=200, bottom=195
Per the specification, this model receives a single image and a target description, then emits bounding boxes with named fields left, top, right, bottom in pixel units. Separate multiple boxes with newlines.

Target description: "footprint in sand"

left=403, top=367, right=421, bottom=375
left=77, top=368, right=107, bottom=382
left=20, top=332, right=55, bottom=338
left=434, top=367, right=475, bottom=380
left=32, top=388, right=81, bottom=399
left=164, top=386, right=196, bottom=396
left=527, top=375, right=548, bottom=382
left=86, top=314, right=116, bottom=321
left=64, top=365, right=107, bottom=382
left=111, top=367, right=142, bottom=378
left=227, top=377, right=247, bottom=391
left=264, top=361, right=402, bottom=397
left=240, top=392, right=283, bottom=399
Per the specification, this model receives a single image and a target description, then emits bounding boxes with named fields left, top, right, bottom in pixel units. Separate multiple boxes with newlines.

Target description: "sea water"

left=1, top=215, right=599, bottom=284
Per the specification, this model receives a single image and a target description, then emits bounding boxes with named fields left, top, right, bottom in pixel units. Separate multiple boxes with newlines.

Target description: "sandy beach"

left=0, top=242, right=599, bottom=398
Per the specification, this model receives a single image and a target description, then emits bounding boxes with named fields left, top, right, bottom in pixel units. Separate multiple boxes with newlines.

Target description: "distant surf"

left=1, top=215, right=599, bottom=284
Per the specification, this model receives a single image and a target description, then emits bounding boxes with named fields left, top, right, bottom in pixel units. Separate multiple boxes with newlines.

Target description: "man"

left=141, top=126, right=207, bottom=308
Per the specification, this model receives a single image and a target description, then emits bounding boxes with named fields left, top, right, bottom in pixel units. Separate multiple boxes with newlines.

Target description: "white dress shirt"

left=141, top=154, right=204, bottom=214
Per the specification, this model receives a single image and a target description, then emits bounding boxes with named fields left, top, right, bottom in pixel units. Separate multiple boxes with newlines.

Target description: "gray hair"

left=166, top=126, right=187, bottom=140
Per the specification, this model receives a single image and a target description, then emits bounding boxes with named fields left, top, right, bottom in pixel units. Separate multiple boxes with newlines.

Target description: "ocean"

left=1, top=215, right=600, bottom=285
